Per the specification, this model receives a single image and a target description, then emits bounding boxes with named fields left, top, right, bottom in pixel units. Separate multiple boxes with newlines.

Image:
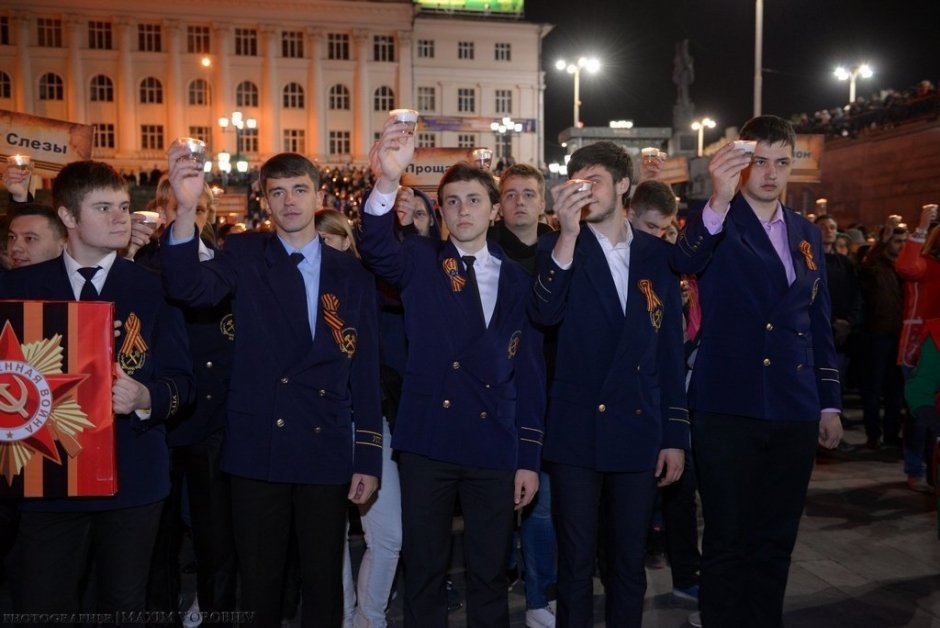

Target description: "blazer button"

left=281, top=377, right=289, bottom=384
left=766, top=323, right=774, bottom=331
left=635, top=409, right=643, bottom=415
left=276, top=418, right=285, bottom=427
left=319, top=389, right=326, bottom=397
left=314, top=426, right=322, bottom=434
left=205, top=361, right=213, bottom=369
left=442, top=400, right=451, bottom=409
left=598, top=404, right=606, bottom=413
left=796, top=363, right=804, bottom=370
left=452, top=361, right=460, bottom=370
left=480, top=411, right=488, bottom=419
left=636, top=365, right=641, bottom=372
left=763, top=358, right=772, bottom=366
left=205, top=393, right=213, bottom=401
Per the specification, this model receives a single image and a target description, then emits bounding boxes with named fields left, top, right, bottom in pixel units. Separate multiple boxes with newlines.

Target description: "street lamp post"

left=834, top=64, right=873, bottom=104
left=555, top=56, right=600, bottom=128
left=218, top=111, right=257, bottom=175
left=489, top=116, right=523, bottom=162
left=690, top=117, right=716, bottom=157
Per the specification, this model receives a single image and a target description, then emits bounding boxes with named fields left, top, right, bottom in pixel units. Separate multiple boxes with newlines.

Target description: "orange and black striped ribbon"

left=120, top=313, right=149, bottom=357
left=442, top=258, right=466, bottom=292
left=637, top=279, right=663, bottom=330
left=320, top=294, right=346, bottom=349
left=800, top=241, right=817, bottom=271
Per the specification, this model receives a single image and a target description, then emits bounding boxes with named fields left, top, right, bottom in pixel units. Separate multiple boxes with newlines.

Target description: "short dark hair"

left=630, top=180, right=677, bottom=218
left=437, top=161, right=499, bottom=207
left=739, top=115, right=796, bottom=151
left=814, top=214, right=838, bottom=226
left=10, top=203, right=67, bottom=241
left=260, top=153, right=319, bottom=193
left=566, top=141, right=632, bottom=206
left=499, top=163, right=545, bottom=197
left=52, top=161, right=127, bottom=220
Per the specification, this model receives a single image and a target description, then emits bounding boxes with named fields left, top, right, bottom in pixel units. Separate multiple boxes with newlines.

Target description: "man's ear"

left=58, top=206, right=77, bottom=229
left=616, top=177, right=631, bottom=197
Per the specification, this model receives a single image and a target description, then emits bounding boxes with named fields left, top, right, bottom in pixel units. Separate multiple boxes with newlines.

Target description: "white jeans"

left=343, top=418, right=402, bottom=628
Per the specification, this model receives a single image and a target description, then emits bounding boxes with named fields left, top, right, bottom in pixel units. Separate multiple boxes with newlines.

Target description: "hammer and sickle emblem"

left=0, top=376, right=29, bottom=418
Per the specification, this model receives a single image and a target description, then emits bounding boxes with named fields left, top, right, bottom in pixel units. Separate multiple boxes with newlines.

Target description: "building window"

left=0, top=16, right=9, bottom=46
left=138, top=23, right=162, bottom=52
left=327, top=33, right=349, bottom=60
left=283, top=82, right=304, bottom=109
left=417, top=132, right=436, bottom=148
left=282, top=30, right=304, bottom=58
left=457, top=41, right=474, bottom=60
left=242, top=128, right=259, bottom=153
left=139, top=77, right=163, bottom=104
left=89, top=75, right=114, bottom=102
left=94, top=123, right=115, bottom=149
left=373, top=86, right=395, bottom=112
left=329, top=84, right=350, bottom=110
left=38, top=73, right=64, bottom=101
left=141, top=124, right=164, bottom=150
left=188, top=126, right=211, bottom=144
left=457, top=88, right=475, bottom=113
left=457, top=134, right=475, bottom=149
left=417, top=86, right=435, bottom=112
left=188, top=79, right=210, bottom=106
left=495, top=89, right=512, bottom=115
left=37, top=18, right=63, bottom=48
left=417, top=39, right=434, bottom=59
left=283, top=129, right=305, bottom=153
left=495, top=42, right=511, bottom=62
left=235, top=28, right=257, bottom=56
left=187, top=26, right=210, bottom=54
left=0, top=72, right=11, bottom=99
left=373, top=35, right=394, bottom=62
left=88, top=21, right=112, bottom=50
left=329, top=130, right=351, bottom=156
left=236, top=81, right=259, bottom=108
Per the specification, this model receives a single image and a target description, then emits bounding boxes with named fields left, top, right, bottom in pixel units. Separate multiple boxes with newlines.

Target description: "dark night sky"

left=524, top=0, right=940, bottom=162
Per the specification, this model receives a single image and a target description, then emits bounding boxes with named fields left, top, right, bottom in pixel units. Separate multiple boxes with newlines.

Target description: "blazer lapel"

left=729, top=198, right=789, bottom=292
left=438, top=241, right=486, bottom=333
left=578, top=228, right=626, bottom=326
left=262, top=235, right=314, bottom=350
left=785, top=210, right=811, bottom=286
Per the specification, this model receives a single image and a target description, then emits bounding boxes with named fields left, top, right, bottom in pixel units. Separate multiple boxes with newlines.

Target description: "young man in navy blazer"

left=360, top=120, right=545, bottom=627
left=529, top=141, right=688, bottom=627
left=672, top=115, right=843, bottom=627
left=1, top=160, right=194, bottom=616
left=163, top=145, right=382, bottom=627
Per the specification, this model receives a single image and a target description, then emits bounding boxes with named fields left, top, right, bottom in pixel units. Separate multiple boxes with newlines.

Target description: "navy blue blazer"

left=0, top=256, right=194, bottom=511
left=359, top=211, right=546, bottom=472
left=672, top=194, right=841, bottom=421
left=160, top=228, right=383, bottom=484
left=530, top=226, right=689, bottom=473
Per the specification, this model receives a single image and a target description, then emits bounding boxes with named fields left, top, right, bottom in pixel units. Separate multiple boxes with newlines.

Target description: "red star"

left=0, top=322, right=87, bottom=464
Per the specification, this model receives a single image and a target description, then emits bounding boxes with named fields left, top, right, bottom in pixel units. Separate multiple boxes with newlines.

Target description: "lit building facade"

left=0, top=1, right=549, bottom=171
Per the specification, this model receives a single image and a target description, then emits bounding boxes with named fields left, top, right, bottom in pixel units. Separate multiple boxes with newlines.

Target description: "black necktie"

left=78, top=266, right=100, bottom=301
left=290, top=252, right=305, bottom=266
left=462, top=255, right=486, bottom=325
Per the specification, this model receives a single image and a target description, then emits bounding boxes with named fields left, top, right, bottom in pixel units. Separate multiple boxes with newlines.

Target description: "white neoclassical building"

left=0, top=0, right=550, bottom=171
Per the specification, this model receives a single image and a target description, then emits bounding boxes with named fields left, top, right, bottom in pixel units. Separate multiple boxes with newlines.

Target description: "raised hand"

left=707, top=142, right=753, bottom=214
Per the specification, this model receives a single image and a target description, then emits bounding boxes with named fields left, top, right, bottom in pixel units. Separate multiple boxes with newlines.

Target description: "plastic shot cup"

left=179, top=138, right=207, bottom=167
left=6, top=154, right=32, bottom=174
left=471, top=148, right=493, bottom=171
left=389, top=109, right=419, bottom=136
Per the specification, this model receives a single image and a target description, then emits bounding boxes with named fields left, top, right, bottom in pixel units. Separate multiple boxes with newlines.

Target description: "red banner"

left=0, top=301, right=115, bottom=498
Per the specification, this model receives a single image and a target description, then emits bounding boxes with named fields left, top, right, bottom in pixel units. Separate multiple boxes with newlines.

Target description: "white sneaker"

left=526, top=606, right=556, bottom=628
left=181, top=597, right=202, bottom=628
left=688, top=610, right=703, bottom=627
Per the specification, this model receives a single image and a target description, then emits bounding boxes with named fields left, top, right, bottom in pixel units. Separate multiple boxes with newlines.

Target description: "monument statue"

left=673, top=39, right=694, bottom=107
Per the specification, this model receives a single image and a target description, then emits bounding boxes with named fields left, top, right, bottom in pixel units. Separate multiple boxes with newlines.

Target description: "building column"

left=115, top=17, right=137, bottom=159
left=65, top=14, right=86, bottom=123
left=397, top=30, right=413, bottom=109
left=353, top=29, right=370, bottom=159
left=211, top=23, right=232, bottom=163
left=13, top=14, right=33, bottom=113
left=165, top=19, right=184, bottom=142
left=307, top=28, right=324, bottom=160
left=260, top=25, right=279, bottom=159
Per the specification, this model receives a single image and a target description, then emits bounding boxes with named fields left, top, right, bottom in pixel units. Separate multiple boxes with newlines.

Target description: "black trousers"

left=661, top=449, right=700, bottom=589
left=549, top=462, right=657, bottom=628
left=148, top=430, right=237, bottom=621
left=694, top=412, right=818, bottom=628
left=14, top=501, right=163, bottom=617
left=229, top=475, right=348, bottom=628
left=398, top=452, right=515, bottom=628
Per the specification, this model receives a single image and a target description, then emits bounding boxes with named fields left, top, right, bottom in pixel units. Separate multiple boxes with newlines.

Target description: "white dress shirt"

left=453, top=243, right=501, bottom=327
left=63, top=250, right=117, bottom=300
left=587, top=221, right=633, bottom=313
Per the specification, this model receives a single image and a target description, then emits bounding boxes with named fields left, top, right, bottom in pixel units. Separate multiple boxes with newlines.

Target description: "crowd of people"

left=0, top=111, right=936, bottom=628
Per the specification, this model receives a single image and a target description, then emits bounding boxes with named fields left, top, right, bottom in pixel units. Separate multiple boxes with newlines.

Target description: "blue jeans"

left=520, top=471, right=557, bottom=610
left=901, top=365, right=928, bottom=478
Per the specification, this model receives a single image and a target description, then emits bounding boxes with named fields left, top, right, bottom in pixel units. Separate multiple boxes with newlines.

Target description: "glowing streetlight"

left=490, top=116, right=523, bottom=161
left=833, top=64, right=873, bottom=104
left=691, top=117, right=717, bottom=157
left=218, top=111, right=257, bottom=173
left=555, top=56, right=601, bottom=128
